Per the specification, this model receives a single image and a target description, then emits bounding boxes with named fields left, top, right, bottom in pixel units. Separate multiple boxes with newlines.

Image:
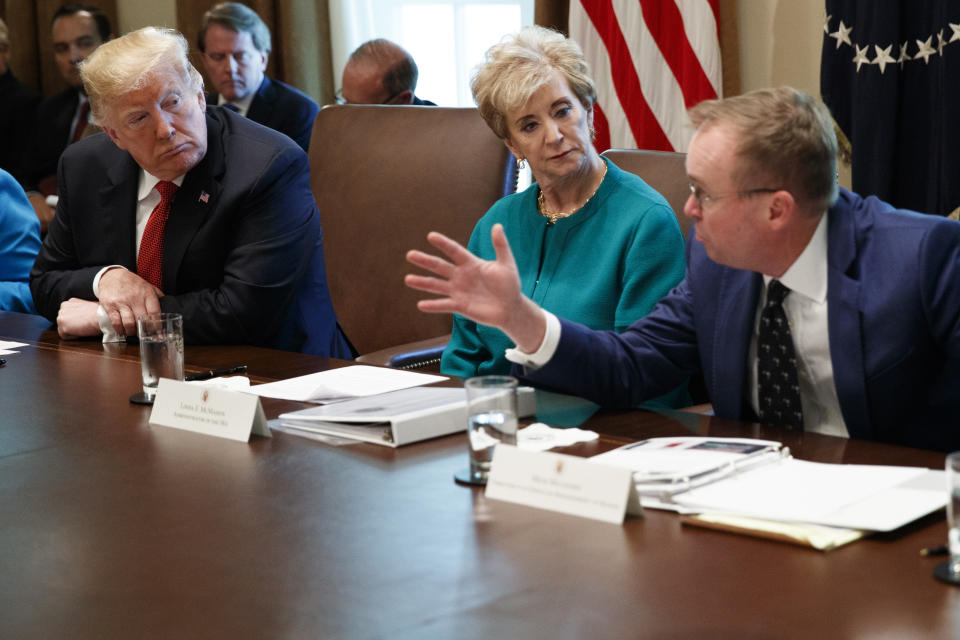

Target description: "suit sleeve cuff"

left=504, top=309, right=560, bottom=371
left=92, top=265, right=126, bottom=298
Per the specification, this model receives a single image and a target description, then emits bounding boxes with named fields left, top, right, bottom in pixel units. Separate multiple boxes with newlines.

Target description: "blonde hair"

left=81, top=27, right=203, bottom=127
left=689, top=87, right=839, bottom=213
left=471, top=26, right=596, bottom=140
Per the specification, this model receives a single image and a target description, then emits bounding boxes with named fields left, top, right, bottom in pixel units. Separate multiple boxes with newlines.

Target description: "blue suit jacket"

left=30, top=107, right=351, bottom=358
left=521, top=188, right=960, bottom=451
left=208, top=76, right=319, bottom=152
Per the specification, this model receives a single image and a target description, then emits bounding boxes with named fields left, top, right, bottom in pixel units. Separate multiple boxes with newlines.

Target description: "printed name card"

left=149, top=378, right=270, bottom=442
left=484, top=445, right=639, bottom=524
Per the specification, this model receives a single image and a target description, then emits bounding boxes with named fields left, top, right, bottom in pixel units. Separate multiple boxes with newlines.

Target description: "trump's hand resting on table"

left=56, top=298, right=102, bottom=339
left=404, top=223, right=546, bottom=353
left=97, top=268, right=163, bottom=337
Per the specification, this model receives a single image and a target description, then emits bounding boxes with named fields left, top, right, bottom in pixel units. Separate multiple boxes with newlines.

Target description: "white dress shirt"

left=507, top=213, right=849, bottom=437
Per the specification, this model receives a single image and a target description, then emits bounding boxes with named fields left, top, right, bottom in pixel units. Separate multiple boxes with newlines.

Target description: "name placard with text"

left=149, top=378, right=269, bottom=442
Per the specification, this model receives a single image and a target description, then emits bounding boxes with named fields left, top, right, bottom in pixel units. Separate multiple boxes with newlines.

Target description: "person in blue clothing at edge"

left=407, top=86, right=960, bottom=452
left=440, top=25, right=689, bottom=409
left=0, top=168, right=41, bottom=313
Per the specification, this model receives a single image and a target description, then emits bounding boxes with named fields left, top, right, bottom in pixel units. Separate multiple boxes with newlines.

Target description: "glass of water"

left=463, top=375, right=518, bottom=485
left=946, top=452, right=960, bottom=576
left=135, top=312, right=184, bottom=403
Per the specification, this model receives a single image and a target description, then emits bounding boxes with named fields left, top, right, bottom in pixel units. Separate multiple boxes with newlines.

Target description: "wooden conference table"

left=0, top=310, right=956, bottom=638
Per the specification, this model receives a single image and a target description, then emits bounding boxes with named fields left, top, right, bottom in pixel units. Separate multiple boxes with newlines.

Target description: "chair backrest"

left=309, top=105, right=516, bottom=355
left=601, top=149, right=693, bottom=236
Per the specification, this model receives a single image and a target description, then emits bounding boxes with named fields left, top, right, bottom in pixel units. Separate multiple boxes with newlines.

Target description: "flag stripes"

left=570, top=0, right=722, bottom=152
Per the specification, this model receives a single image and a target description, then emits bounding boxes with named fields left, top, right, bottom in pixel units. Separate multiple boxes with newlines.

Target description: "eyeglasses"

left=334, top=89, right=407, bottom=105
left=687, top=182, right=783, bottom=208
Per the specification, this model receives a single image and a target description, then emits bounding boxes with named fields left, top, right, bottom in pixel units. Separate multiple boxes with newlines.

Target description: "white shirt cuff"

left=92, top=265, right=126, bottom=299
left=96, top=305, right=125, bottom=343
left=504, top=309, right=561, bottom=371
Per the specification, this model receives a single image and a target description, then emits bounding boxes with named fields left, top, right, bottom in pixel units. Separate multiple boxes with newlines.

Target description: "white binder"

left=276, top=386, right=536, bottom=447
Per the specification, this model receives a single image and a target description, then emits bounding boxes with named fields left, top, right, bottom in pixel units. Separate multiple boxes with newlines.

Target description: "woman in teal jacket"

left=442, top=26, right=687, bottom=406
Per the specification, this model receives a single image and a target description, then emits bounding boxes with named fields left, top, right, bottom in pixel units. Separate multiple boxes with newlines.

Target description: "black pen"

left=185, top=365, right=247, bottom=381
left=920, top=545, right=949, bottom=557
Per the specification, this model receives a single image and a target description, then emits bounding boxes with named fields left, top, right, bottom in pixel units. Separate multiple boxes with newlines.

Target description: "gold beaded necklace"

left=537, top=162, right=608, bottom=224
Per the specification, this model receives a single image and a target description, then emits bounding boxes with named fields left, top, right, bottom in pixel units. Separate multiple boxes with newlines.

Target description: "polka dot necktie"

left=137, top=181, right=178, bottom=290
left=757, top=280, right=804, bottom=430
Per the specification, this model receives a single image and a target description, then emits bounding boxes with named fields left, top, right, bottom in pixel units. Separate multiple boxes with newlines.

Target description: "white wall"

left=737, top=1, right=850, bottom=187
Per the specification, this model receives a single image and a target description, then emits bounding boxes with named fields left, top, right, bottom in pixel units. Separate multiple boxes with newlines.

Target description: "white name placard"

left=148, top=378, right=270, bottom=442
left=485, top=445, right=639, bottom=524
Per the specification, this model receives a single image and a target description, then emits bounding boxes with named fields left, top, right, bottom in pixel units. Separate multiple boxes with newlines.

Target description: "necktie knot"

left=766, top=280, right=790, bottom=307
left=156, top=180, right=178, bottom=203
left=223, top=103, right=240, bottom=113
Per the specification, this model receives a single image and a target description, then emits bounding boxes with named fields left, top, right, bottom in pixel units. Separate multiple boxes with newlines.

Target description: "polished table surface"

left=1, top=311, right=956, bottom=639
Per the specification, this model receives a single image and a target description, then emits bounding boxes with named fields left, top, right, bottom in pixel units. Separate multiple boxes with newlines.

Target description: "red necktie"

left=138, top=181, right=178, bottom=290
left=71, top=100, right=90, bottom=144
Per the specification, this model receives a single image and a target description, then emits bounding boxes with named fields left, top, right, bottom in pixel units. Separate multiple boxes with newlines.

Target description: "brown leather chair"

left=309, top=105, right=516, bottom=369
left=602, top=148, right=713, bottom=411
left=601, top=149, right=693, bottom=236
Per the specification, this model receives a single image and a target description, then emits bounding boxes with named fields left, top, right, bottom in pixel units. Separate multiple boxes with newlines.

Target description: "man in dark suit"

left=406, top=87, right=960, bottom=451
left=339, top=39, right=436, bottom=106
left=0, top=18, right=42, bottom=184
left=198, top=2, right=318, bottom=153
left=21, top=4, right=111, bottom=232
left=30, top=27, right=351, bottom=358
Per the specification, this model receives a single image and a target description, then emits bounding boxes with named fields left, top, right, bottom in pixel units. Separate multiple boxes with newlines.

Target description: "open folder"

left=591, top=437, right=946, bottom=533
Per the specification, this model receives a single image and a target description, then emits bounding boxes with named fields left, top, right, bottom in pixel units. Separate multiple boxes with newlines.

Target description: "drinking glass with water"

left=136, top=312, right=184, bottom=403
left=464, top=376, right=518, bottom=484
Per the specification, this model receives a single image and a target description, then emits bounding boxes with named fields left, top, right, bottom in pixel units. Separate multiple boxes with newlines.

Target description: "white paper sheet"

left=247, top=365, right=448, bottom=403
left=671, top=458, right=937, bottom=530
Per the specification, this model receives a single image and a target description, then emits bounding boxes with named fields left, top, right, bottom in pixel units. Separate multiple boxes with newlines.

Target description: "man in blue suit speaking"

left=406, top=87, right=960, bottom=451
left=30, top=26, right=351, bottom=358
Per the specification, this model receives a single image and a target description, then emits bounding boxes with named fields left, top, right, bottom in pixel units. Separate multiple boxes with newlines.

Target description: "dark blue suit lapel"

left=100, top=153, right=140, bottom=270
left=825, top=206, right=871, bottom=439
left=162, top=112, right=225, bottom=292
left=711, top=268, right=762, bottom=419
left=245, top=77, right=273, bottom=127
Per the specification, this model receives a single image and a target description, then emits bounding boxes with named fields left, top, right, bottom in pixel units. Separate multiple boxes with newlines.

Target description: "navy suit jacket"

left=30, top=107, right=351, bottom=358
left=521, top=188, right=960, bottom=451
left=208, top=76, right=319, bottom=152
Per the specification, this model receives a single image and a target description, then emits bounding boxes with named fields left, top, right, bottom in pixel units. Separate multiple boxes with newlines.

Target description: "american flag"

left=570, top=0, right=723, bottom=152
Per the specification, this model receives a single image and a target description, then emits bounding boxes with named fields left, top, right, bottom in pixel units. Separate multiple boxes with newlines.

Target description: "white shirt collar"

left=137, top=169, right=186, bottom=202
left=217, top=90, right=256, bottom=117
left=763, top=211, right=829, bottom=304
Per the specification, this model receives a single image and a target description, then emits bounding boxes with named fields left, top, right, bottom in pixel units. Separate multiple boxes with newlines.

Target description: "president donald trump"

left=31, top=27, right=351, bottom=357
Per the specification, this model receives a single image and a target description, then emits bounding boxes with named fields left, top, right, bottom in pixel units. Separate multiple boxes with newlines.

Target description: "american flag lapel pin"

left=198, top=190, right=210, bottom=204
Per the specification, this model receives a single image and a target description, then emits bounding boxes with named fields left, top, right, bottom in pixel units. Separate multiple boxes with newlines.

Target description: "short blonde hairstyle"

left=81, top=27, right=203, bottom=127
left=471, top=26, right=596, bottom=140
left=689, top=87, right=839, bottom=213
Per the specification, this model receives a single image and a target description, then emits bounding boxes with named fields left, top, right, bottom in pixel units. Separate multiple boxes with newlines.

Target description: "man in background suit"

left=198, top=2, right=318, bottom=153
left=0, top=18, right=42, bottom=185
left=30, top=27, right=351, bottom=358
left=21, top=4, right=111, bottom=233
left=406, top=87, right=960, bottom=452
left=339, top=39, right=435, bottom=106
